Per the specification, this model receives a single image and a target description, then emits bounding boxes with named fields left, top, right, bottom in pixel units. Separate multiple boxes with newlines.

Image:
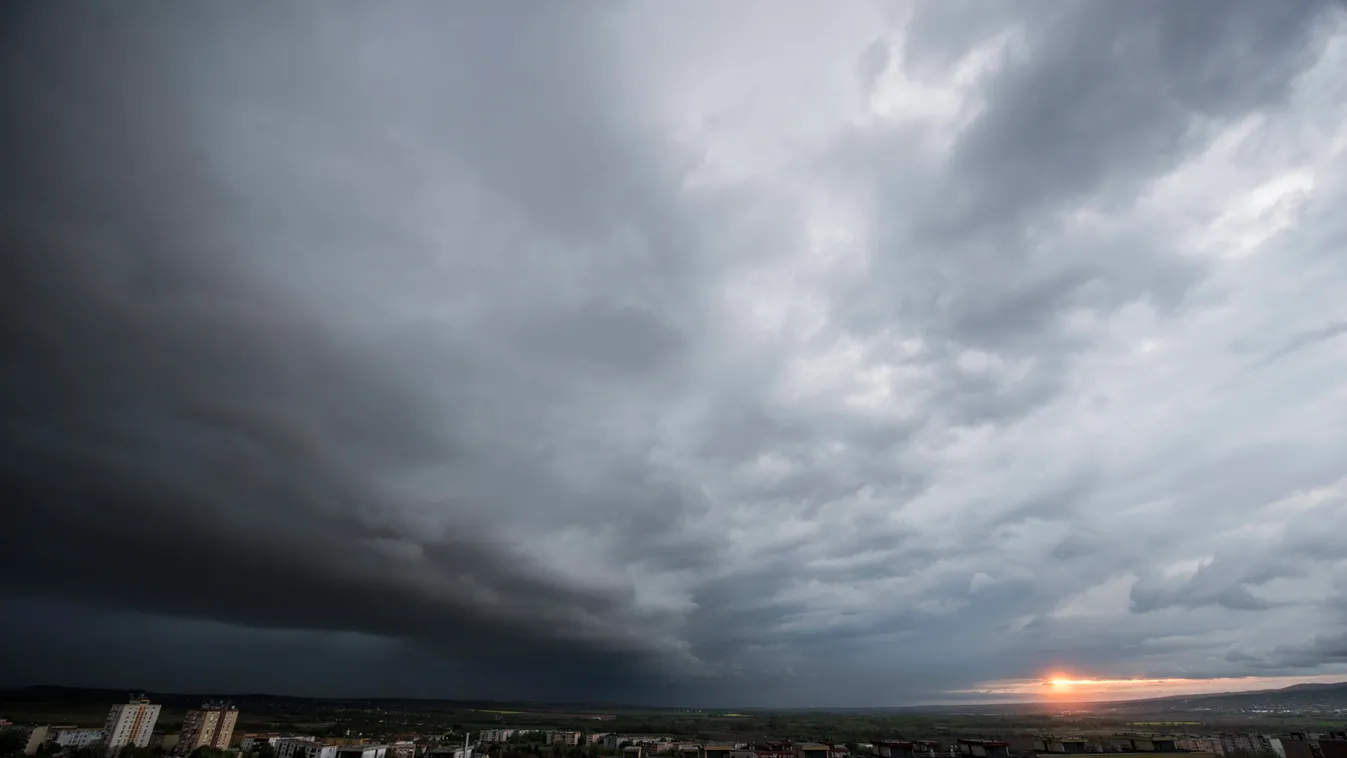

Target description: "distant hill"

left=1105, top=680, right=1347, bottom=713
left=2, top=681, right=1346, bottom=715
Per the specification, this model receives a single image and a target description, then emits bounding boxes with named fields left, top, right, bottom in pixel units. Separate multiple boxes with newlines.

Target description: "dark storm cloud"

left=0, top=0, right=706, bottom=694
left=3, top=0, right=1347, bottom=704
left=939, top=0, right=1333, bottom=235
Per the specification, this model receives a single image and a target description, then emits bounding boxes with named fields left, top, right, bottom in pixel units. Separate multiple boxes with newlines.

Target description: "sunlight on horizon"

left=958, top=673, right=1347, bottom=702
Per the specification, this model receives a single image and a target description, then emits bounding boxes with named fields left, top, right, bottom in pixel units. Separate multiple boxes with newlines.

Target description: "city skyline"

left=3, top=0, right=1347, bottom=707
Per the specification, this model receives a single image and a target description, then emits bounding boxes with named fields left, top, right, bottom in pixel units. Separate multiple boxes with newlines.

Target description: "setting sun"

left=961, top=674, right=1347, bottom=703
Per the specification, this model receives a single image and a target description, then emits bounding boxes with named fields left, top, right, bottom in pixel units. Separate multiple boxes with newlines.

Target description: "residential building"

left=1221, top=737, right=1261, bottom=755
left=796, top=744, right=829, bottom=758
left=23, top=727, right=50, bottom=756
left=276, top=738, right=324, bottom=758
left=704, top=744, right=734, bottom=758
left=957, top=741, right=1008, bottom=758
left=1320, top=741, right=1347, bottom=758
left=549, top=732, right=581, bottom=747
left=177, top=704, right=240, bottom=755
left=105, top=698, right=161, bottom=754
left=56, top=729, right=105, bottom=749
left=588, top=735, right=610, bottom=746
left=480, top=730, right=516, bottom=744
left=746, top=743, right=795, bottom=758
left=1032, top=739, right=1087, bottom=754
left=335, top=745, right=388, bottom=758
left=875, top=743, right=933, bottom=758
left=1179, top=739, right=1224, bottom=755
left=1129, top=740, right=1179, bottom=753
left=239, top=737, right=271, bottom=752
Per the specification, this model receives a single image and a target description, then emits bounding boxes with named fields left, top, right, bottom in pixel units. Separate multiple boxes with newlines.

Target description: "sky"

left=2, top=0, right=1347, bottom=708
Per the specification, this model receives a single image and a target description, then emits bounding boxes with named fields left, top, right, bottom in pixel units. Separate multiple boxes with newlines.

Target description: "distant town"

left=2, top=692, right=1345, bottom=758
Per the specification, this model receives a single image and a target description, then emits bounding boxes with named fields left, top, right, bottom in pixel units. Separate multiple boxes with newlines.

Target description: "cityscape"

left=2, top=688, right=1346, bottom=758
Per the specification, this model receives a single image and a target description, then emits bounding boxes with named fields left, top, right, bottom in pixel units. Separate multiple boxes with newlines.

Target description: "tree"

left=0, top=729, right=27, bottom=757
left=189, top=747, right=230, bottom=758
left=256, top=744, right=276, bottom=758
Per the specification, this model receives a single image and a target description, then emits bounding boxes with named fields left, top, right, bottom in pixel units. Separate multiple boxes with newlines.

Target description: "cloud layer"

left=3, top=0, right=1347, bottom=705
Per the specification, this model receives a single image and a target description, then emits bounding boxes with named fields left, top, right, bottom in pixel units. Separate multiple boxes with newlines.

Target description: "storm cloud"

left=3, top=0, right=1347, bottom=705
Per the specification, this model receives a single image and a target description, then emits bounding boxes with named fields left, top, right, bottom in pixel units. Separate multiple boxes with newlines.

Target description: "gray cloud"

left=3, top=0, right=1347, bottom=705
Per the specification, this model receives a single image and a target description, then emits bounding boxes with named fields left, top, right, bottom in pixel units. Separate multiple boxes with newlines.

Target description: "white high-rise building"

left=104, top=697, right=161, bottom=753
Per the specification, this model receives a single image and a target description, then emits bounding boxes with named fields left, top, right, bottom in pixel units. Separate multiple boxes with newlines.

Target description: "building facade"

left=276, top=738, right=324, bottom=758
left=105, top=699, right=161, bottom=753
left=334, top=746, right=388, bottom=758
left=23, top=727, right=51, bottom=756
left=177, top=705, right=240, bottom=755
left=56, top=729, right=106, bottom=749
left=1220, top=736, right=1261, bottom=755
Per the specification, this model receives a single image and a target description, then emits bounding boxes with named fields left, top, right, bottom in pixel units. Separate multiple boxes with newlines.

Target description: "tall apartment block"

left=104, top=697, right=161, bottom=754
left=176, top=704, right=239, bottom=755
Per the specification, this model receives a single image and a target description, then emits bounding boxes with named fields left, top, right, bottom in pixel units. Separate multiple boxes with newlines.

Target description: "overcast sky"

left=3, top=0, right=1347, bottom=708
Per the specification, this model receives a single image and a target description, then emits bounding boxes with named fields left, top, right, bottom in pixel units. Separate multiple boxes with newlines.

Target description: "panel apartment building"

left=105, top=698, right=161, bottom=754
left=177, top=704, right=239, bottom=755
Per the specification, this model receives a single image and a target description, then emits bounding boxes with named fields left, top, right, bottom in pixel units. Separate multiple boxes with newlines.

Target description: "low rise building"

left=746, top=743, right=795, bottom=758
left=1129, top=740, right=1179, bottom=753
left=1178, top=739, right=1223, bottom=754
left=957, top=741, right=1008, bottom=758
left=334, top=745, right=388, bottom=758
left=56, top=729, right=106, bottom=749
left=275, top=737, right=323, bottom=758
left=1031, top=738, right=1087, bottom=754
left=874, top=742, right=927, bottom=758
left=1220, top=736, right=1260, bottom=755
